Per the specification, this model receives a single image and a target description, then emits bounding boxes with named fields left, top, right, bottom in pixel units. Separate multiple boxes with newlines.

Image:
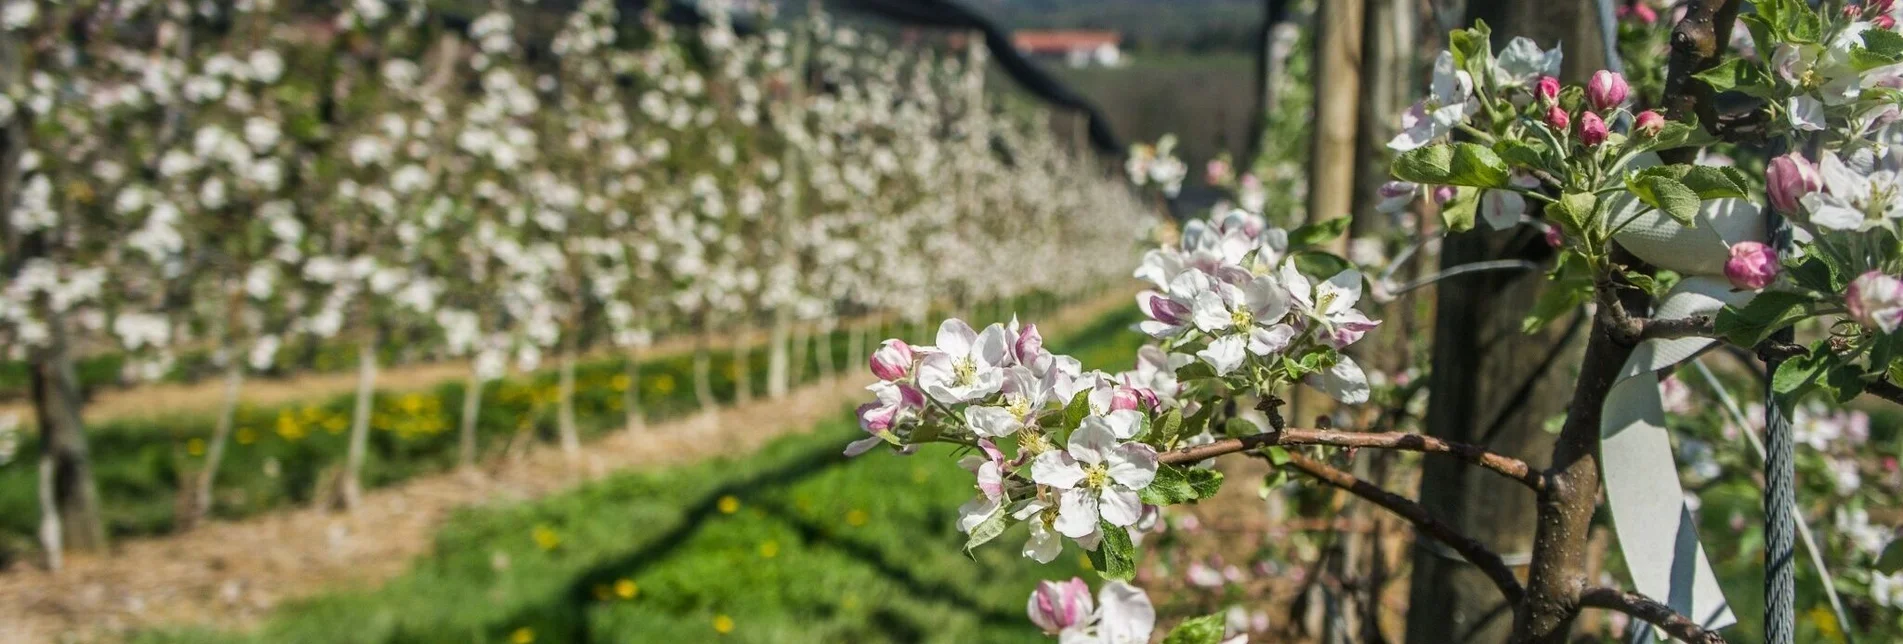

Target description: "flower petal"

left=1033, top=451, right=1087, bottom=489
left=1107, top=443, right=1159, bottom=490
left=1055, top=487, right=1100, bottom=538
left=936, top=318, right=977, bottom=357
left=1097, top=581, right=1158, bottom=644
left=1067, top=420, right=1117, bottom=465
left=967, top=405, right=1022, bottom=438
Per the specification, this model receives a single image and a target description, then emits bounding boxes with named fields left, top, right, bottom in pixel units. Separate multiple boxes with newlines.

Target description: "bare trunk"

left=556, top=347, right=580, bottom=456
left=789, top=325, right=810, bottom=389
left=337, top=340, right=378, bottom=511
left=623, top=348, right=645, bottom=432
left=458, top=366, right=484, bottom=468
left=846, top=321, right=866, bottom=376
left=692, top=332, right=716, bottom=414
left=1306, top=0, right=1363, bottom=240
left=767, top=312, right=790, bottom=399
left=186, top=359, right=245, bottom=529
left=37, top=455, right=61, bottom=571
left=815, top=320, right=835, bottom=378
left=730, top=329, right=752, bottom=405
left=30, top=321, right=105, bottom=558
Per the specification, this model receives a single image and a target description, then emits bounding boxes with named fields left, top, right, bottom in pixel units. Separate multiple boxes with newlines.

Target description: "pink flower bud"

left=1848, top=270, right=1903, bottom=334
left=1586, top=70, right=1629, bottom=111
left=1634, top=110, right=1665, bottom=137
left=869, top=339, right=914, bottom=381
left=1766, top=152, right=1821, bottom=215
left=1027, top=578, right=1094, bottom=634
left=1545, top=104, right=1571, bottom=131
left=1015, top=323, right=1043, bottom=363
left=1578, top=111, right=1609, bottom=147
left=1432, top=186, right=1456, bottom=204
left=856, top=401, right=898, bottom=432
left=1723, top=241, right=1780, bottom=290
left=1144, top=293, right=1189, bottom=326
left=1204, top=159, right=1232, bottom=186
left=1545, top=225, right=1564, bottom=249
left=1631, top=3, right=1658, bottom=24
left=1536, top=75, right=1561, bottom=104
left=1109, top=386, right=1142, bottom=412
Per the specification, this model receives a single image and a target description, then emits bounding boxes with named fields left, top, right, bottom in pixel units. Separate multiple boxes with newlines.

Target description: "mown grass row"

left=0, top=293, right=1084, bottom=562
left=134, top=305, right=1145, bottom=644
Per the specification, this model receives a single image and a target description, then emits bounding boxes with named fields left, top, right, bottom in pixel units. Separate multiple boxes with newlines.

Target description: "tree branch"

left=1578, top=586, right=1728, bottom=644
left=1280, top=452, right=1526, bottom=603
left=1866, top=378, right=1903, bottom=407
left=1157, top=427, right=1546, bottom=492
left=1660, top=0, right=1745, bottom=164
left=1639, top=315, right=1714, bottom=341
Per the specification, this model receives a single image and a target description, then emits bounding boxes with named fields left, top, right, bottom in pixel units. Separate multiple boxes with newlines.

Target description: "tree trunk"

left=692, top=332, right=716, bottom=413
left=1306, top=0, right=1363, bottom=238
left=458, top=365, right=485, bottom=468
left=556, top=344, right=580, bottom=456
left=730, top=328, right=752, bottom=404
left=815, top=320, right=835, bottom=378
left=337, top=340, right=378, bottom=511
left=1247, top=0, right=1296, bottom=165
left=30, top=322, right=105, bottom=559
left=789, top=325, right=810, bottom=389
left=1406, top=2, right=1604, bottom=642
left=623, top=347, right=645, bottom=433
left=767, top=311, right=791, bottom=399
left=187, top=358, right=245, bottom=530
left=846, top=321, right=866, bottom=376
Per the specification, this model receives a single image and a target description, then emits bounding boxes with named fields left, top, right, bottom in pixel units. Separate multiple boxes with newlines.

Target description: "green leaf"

left=1293, top=250, right=1353, bottom=278
left=1175, top=361, right=1219, bottom=382
left=1091, top=520, right=1137, bottom=581
left=1627, top=175, right=1701, bottom=225
left=1140, top=464, right=1197, bottom=505
left=1392, top=144, right=1455, bottom=185
left=1545, top=192, right=1598, bottom=237
left=1824, top=364, right=1867, bottom=403
left=1879, top=538, right=1903, bottom=574
left=1186, top=468, right=1224, bottom=499
left=1162, top=614, right=1229, bottom=644
left=1691, top=59, right=1776, bottom=98
left=962, top=509, right=1007, bottom=553
left=1495, top=139, right=1549, bottom=171
left=1442, top=186, right=1478, bottom=232
left=1714, top=291, right=1815, bottom=347
left=1063, top=389, right=1092, bottom=431
left=1263, top=446, right=1292, bottom=466
left=1223, top=416, right=1260, bottom=438
left=1677, top=166, right=1751, bottom=200
left=1288, top=217, right=1351, bottom=249
left=1786, top=254, right=1844, bottom=294
left=1448, top=142, right=1510, bottom=188
left=1771, top=348, right=1825, bottom=396
left=1181, top=402, right=1218, bottom=440
left=1153, top=408, right=1185, bottom=447
left=1522, top=280, right=1590, bottom=333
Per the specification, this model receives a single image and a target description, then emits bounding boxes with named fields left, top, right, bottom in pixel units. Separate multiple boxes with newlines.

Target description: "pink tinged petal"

left=1033, top=451, right=1087, bottom=489
left=1096, top=581, right=1157, bottom=644
left=1480, top=189, right=1527, bottom=230
left=1138, top=320, right=1185, bottom=339
left=1099, top=487, right=1144, bottom=527
left=974, top=323, right=1011, bottom=367
left=1067, top=421, right=1118, bottom=465
left=1101, top=409, right=1145, bottom=440
left=978, top=437, right=1005, bottom=462
left=1190, top=291, right=1233, bottom=333
left=1196, top=334, right=1248, bottom=375
left=1320, top=270, right=1364, bottom=314
left=1024, top=521, right=1063, bottom=563
left=1310, top=356, right=1372, bottom=405
left=1055, top=487, right=1101, bottom=538
left=1278, top=262, right=1313, bottom=309
left=978, top=462, right=1004, bottom=499
left=957, top=496, right=1001, bottom=533
left=1248, top=324, right=1297, bottom=356
left=936, top=319, right=977, bottom=357
left=1107, top=443, right=1159, bottom=489
left=967, top=405, right=1021, bottom=438
left=1244, top=276, right=1292, bottom=322
left=857, top=402, right=897, bottom=432
left=844, top=436, right=883, bottom=457
left=1012, top=499, right=1051, bottom=521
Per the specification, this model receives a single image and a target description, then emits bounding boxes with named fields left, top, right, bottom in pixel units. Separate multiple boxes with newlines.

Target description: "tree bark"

left=556, top=346, right=580, bottom=456
left=337, top=340, right=378, bottom=510
left=186, top=358, right=245, bottom=530
left=692, top=331, right=717, bottom=414
left=730, top=327, right=752, bottom=404
left=458, top=365, right=485, bottom=468
left=815, top=319, right=836, bottom=378
left=1305, top=0, right=1363, bottom=239
left=1405, top=3, right=1605, bottom=641
left=623, top=347, right=646, bottom=433
left=767, top=312, right=791, bottom=399
left=30, top=320, right=106, bottom=557
left=846, top=319, right=866, bottom=376
left=790, top=324, right=810, bottom=389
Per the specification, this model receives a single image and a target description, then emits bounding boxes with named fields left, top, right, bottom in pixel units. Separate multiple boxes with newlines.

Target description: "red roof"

left=1011, top=30, right=1121, bottom=54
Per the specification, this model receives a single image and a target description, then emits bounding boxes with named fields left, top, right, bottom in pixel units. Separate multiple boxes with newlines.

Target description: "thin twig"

left=1578, top=586, right=1727, bottom=644
left=1280, top=453, right=1526, bottom=603
left=1638, top=315, right=1715, bottom=341
left=1157, top=427, right=1546, bottom=492
left=1865, top=378, right=1903, bottom=407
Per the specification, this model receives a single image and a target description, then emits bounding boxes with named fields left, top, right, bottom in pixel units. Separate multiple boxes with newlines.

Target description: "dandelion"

left=510, top=627, right=534, bottom=644
left=187, top=438, right=207, bottom=456
left=845, top=509, right=869, bottom=526
left=614, top=579, right=638, bottom=599
left=759, top=541, right=779, bottom=558
left=712, top=615, right=735, bottom=635
left=718, top=495, right=740, bottom=514
left=532, top=525, right=561, bottom=551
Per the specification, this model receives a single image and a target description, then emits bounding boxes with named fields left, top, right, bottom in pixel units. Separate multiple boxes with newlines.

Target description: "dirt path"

left=0, top=294, right=1125, bottom=644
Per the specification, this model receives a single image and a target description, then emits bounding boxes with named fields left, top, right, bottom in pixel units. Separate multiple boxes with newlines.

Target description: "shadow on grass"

left=375, top=436, right=1015, bottom=643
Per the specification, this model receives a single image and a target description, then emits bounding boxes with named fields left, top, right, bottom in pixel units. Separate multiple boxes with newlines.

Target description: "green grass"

left=0, top=294, right=1079, bottom=563
left=132, top=304, right=1143, bottom=644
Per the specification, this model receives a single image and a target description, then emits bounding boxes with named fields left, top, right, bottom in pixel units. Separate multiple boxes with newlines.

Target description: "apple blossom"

left=1536, top=75, right=1561, bottom=104
left=1847, top=271, right=1903, bottom=334
left=917, top=319, right=1009, bottom=404
left=1767, top=151, right=1822, bottom=215
left=869, top=339, right=914, bottom=381
left=1723, top=241, right=1780, bottom=290
left=1586, top=70, right=1628, bottom=111
left=1032, top=413, right=1159, bottom=538
left=955, top=439, right=1008, bottom=533
left=1634, top=110, right=1665, bottom=137
left=1544, top=104, right=1571, bottom=131
left=1389, top=51, right=1477, bottom=150
left=1578, top=111, right=1609, bottom=147
left=1027, top=579, right=1155, bottom=644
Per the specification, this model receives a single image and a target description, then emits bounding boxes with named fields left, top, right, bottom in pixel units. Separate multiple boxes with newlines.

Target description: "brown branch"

left=1866, top=378, right=1903, bottom=407
left=1659, top=0, right=1745, bottom=164
left=1157, top=427, right=1546, bottom=492
left=1281, top=452, right=1526, bottom=603
left=1578, top=587, right=1728, bottom=644
left=1639, top=315, right=1715, bottom=341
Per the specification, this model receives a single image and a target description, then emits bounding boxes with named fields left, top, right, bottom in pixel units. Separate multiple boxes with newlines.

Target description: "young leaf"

left=1627, top=175, right=1701, bottom=225
left=1223, top=416, right=1259, bottom=438
left=1677, top=166, right=1750, bottom=199
left=1186, top=468, right=1225, bottom=500
left=1152, top=407, right=1185, bottom=447
left=1771, top=346, right=1825, bottom=396
left=1714, top=291, right=1814, bottom=347
left=963, top=509, right=1007, bottom=553
left=1495, top=139, right=1549, bottom=170
left=1091, top=520, right=1137, bottom=581
left=1064, top=389, right=1092, bottom=431
left=1545, top=191, right=1598, bottom=236
left=1393, top=144, right=1455, bottom=185
left=1442, top=186, right=1478, bottom=232
left=1139, top=464, right=1197, bottom=505
left=1691, top=59, right=1776, bottom=97
left=1879, top=539, right=1903, bottom=574
left=1448, top=142, right=1510, bottom=188
left=1289, top=217, right=1351, bottom=249
left=1162, top=614, right=1229, bottom=644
